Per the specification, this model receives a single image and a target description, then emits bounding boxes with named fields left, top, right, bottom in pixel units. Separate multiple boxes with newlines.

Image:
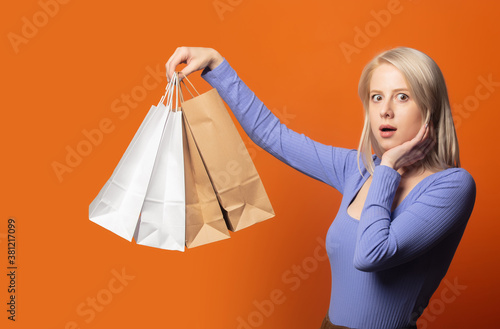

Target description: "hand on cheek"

left=380, top=123, right=435, bottom=173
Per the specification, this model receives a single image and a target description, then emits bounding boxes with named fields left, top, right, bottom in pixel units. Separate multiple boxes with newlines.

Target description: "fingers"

left=416, top=122, right=428, bottom=142
left=166, top=47, right=189, bottom=82
left=409, top=137, right=435, bottom=166
left=408, top=123, right=430, bottom=151
left=384, top=122, right=435, bottom=172
left=422, top=124, right=429, bottom=141
left=414, top=137, right=433, bottom=159
left=421, top=138, right=435, bottom=158
left=165, top=49, right=177, bottom=81
left=178, top=62, right=199, bottom=81
left=166, top=47, right=220, bottom=82
left=393, top=130, right=435, bottom=170
left=419, top=123, right=436, bottom=156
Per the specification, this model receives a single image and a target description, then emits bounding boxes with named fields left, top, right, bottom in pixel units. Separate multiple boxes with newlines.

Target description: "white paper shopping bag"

left=134, top=109, right=185, bottom=251
left=89, top=78, right=177, bottom=241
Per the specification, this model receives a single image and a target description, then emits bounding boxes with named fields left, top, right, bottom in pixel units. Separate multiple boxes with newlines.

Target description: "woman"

left=166, top=47, right=476, bottom=329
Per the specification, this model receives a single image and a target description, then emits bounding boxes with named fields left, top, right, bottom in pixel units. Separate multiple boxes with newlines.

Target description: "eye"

left=396, top=93, right=409, bottom=102
left=371, top=94, right=383, bottom=102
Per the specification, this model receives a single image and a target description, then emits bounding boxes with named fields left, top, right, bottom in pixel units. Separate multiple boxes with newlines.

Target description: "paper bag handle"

left=168, top=72, right=182, bottom=112
left=177, top=72, right=200, bottom=100
left=157, top=71, right=199, bottom=111
left=158, top=73, right=175, bottom=107
left=158, top=72, right=181, bottom=111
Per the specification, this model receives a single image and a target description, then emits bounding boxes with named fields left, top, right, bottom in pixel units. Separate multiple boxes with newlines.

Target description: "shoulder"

left=423, top=167, right=476, bottom=205
left=431, top=167, right=475, bottom=189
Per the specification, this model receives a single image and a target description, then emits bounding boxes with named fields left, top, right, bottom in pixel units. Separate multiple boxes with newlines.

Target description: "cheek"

left=403, top=107, right=424, bottom=138
left=368, top=109, right=378, bottom=132
left=369, top=120, right=377, bottom=134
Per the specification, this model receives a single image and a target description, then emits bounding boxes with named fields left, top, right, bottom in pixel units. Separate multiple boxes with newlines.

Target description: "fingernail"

left=425, top=123, right=428, bottom=128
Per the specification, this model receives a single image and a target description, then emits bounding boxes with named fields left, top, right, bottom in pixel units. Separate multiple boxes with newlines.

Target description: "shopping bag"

left=181, top=87, right=275, bottom=231
left=134, top=75, right=186, bottom=251
left=182, top=112, right=231, bottom=248
left=89, top=104, right=171, bottom=241
left=89, top=78, right=175, bottom=241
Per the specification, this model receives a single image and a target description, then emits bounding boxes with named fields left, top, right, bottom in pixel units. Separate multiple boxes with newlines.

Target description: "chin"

left=376, top=140, right=399, bottom=154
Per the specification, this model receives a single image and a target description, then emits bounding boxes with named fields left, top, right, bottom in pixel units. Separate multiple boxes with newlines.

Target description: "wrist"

left=208, top=49, right=224, bottom=71
left=380, top=158, right=395, bottom=170
left=380, top=160, right=405, bottom=176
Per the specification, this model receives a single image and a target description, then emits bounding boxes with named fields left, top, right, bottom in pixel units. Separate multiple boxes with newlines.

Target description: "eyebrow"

left=370, top=88, right=410, bottom=94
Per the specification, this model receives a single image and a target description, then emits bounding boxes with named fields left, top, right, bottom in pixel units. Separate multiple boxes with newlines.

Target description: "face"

left=368, top=63, right=423, bottom=157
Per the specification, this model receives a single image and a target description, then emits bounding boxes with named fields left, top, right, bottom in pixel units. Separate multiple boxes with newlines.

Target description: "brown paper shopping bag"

left=182, top=112, right=231, bottom=248
left=182, top=88, right=275, bottom=231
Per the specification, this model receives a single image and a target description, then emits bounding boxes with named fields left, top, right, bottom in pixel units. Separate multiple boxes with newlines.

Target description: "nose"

left=380, top=99, right=394, bottom=118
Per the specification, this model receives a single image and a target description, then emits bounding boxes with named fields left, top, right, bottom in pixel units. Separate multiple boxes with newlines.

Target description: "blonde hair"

left=357, top=47, right=460, bottom=175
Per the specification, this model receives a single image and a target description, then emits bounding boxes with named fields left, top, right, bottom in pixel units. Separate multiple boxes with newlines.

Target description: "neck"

left=399, top=161, right=440, bottom=178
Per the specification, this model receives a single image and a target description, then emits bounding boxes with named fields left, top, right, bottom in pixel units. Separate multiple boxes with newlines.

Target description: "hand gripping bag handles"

left=135, top=76, right=232, bottom=250
left=88, top=76, right=177, bottom=242
left=89, top=75, right=183, bottom=249
left=89, top=72, right=275, bottom=251
left=180, top=76, right=275, bottom=232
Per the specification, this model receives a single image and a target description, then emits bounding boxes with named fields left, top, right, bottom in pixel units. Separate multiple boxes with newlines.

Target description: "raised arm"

left=166, top=47, right=358, bottom=192
left=353, top=166, right=476, bottom=272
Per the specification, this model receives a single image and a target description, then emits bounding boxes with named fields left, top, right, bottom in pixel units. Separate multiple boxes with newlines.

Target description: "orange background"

left=2, top=0, right=499, bottom=328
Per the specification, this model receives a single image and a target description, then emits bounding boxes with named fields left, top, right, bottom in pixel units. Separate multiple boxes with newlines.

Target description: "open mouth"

left=379, top=124, right=397, bottom=132
left=379, top=126, right=397, bottom=137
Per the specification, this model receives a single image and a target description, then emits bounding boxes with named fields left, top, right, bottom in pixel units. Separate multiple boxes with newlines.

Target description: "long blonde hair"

left=357, top=47, right=460, bottom=175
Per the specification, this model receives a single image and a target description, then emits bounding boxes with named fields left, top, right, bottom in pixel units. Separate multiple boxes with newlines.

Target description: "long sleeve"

left=353, top=165, right=476, bottom=272
left=202, top=59, right=358, bottom=193
left=200, top=58, right=476, bottom=329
